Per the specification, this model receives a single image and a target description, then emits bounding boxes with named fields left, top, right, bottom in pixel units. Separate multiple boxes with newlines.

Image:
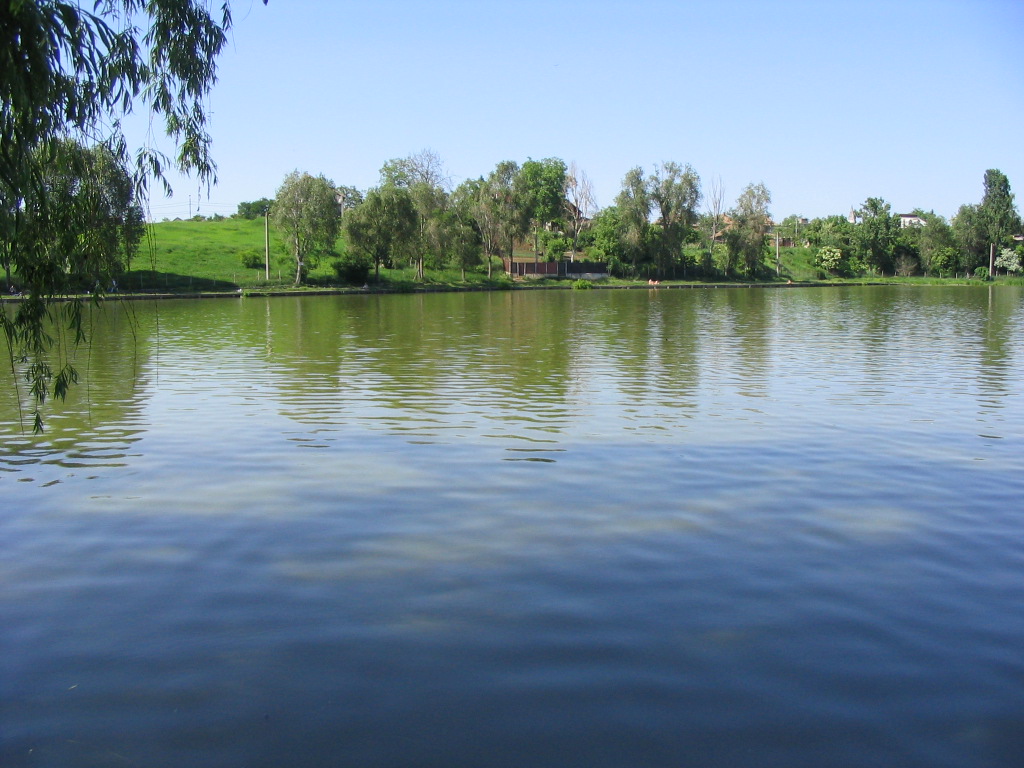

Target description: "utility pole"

left=264, top=208, right=270, bottom=281
left=775, top=229, right=781, bottom=276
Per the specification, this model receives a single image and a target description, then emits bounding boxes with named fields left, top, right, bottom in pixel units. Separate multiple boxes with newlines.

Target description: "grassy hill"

left=127, top=216, right=518, bottom=292
left=127, top=216, right=332, bottom=292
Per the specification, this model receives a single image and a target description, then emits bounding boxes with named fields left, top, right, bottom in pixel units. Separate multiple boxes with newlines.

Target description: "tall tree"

left=615, top=167, right=652, bottom=275
left=648, top=161, right=701, bottom=278
left=446, top=180, right=485, bottom=281
left=725, top=183, right=772, bottom=276
left=978, top=169, right=1021, bottom=273
left=902, top=210, right=955, bottom=276
left=588, top=206, right=627, bottom=272
left=564, top=161, right=596, bottom=259
left=951, top=204, right=987, bottom=275
left=272, top=171, right=341, bottom=287
left=379, top=150, right=450, bottom=279
left=2, top=0, right=236, bottom=425
left=474, top=161, right=526, bottom=277
left=345, top=186, right=418, bottom=280
left=855, top=197, right=898, bottom=274
left=517, top=157, right=567, bottom=260
left=702, top=176, right=726, bottom=276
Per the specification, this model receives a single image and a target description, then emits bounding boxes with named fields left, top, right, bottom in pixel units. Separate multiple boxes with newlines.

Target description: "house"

left=898, top=213, right=926, bottom=228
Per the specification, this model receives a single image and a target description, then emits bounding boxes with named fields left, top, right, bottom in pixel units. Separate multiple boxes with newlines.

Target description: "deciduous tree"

left=517, top=157, right=567, bottom=260
left=380, top=150, right=451, bottom=279
left=912, top=211, right=955, bottom=277
left=702, top=176, right=726, bottom=276
left=978, top=169, right=1021, bottom=273
left=564, top=162, right=596, bottom=260
left=272, top=171, right=340, bottom=287
left=236, top=198, right=273, bottom=219
left=854, top=197, right=898, bottom=274
left=951, top=204, right=986, bottom=274
left=648, top=162, right=701, bottom=278
left=726, top=183, right=772, bottom=276
left=615, top=167, right=653, bottom=276
left=474, top=161, right=526, bottom=277
left=345, top=186, right=418, bottom=280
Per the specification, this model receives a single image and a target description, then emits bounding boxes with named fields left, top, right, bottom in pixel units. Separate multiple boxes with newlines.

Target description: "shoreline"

left=1, top=277, right=1004, bottom=305
left=1, top=278, right=955, bottom=304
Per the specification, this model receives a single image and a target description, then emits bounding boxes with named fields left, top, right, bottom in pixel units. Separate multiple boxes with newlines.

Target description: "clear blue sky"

left=135, top=0, right=1024, bottom=223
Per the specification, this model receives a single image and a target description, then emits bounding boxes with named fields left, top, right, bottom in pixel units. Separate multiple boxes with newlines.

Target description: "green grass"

left=129, top=217, right=329, bottom=291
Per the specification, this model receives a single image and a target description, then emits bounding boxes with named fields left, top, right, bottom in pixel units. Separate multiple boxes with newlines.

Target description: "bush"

left=816, top=245, right=842, bottom=273
left=994, top=247, right=1022, bottom=275
left=331, top=253, right=371, bottom=285
left=973, top=266, right=990, bottom=281
left=571, top=278, right=593, bottom=290
left=240, top=249, right=263, bottom=270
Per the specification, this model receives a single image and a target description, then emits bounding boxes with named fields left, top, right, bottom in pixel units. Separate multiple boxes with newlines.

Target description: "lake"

left=2, top=285, right=1023, bottom=767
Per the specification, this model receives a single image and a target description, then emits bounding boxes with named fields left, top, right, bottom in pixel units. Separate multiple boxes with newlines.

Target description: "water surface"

left=3, top=286, right=1023, bottom=767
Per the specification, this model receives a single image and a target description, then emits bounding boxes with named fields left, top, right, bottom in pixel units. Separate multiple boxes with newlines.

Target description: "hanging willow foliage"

left=1, top=1, right=237, bottom=430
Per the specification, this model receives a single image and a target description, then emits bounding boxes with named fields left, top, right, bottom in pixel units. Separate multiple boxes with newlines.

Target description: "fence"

left=504, top=260, right=608, bottom=277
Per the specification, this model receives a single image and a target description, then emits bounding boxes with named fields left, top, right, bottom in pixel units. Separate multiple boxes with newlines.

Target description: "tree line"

left=800, top=170, right=1022, bottom=279
left=248, top=154, right=1021, bottom=287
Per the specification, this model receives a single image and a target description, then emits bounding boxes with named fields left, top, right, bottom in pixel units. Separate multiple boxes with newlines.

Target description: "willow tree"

left=474, top=161, right=525, bottom=277
left=345, top=186, right=418, bottom=281
left=649, top=161, right=701, bottom=278
left=2, top=1, right=237, bottom=428
left=379, top=150, right=451, bottom=279
left=615, top=167, right=652, bottom=276
left=272, top=172, right=341, bottom=287
left=725, top=183, right=772, bottom=277
left=19, top=139, right=145, bottom=290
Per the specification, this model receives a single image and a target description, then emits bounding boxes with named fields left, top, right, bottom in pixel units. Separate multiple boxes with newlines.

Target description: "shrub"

left=240, top=249, right=263, bottom=270
left=331, top=253, right=371, bottom=285
left=816, top=245, right=842, bottom=273
left=571, top=278, right=593, bottom=290
left=973, top=266, right=990, bottom=281
left=994, top=247, right=1022, bottom=275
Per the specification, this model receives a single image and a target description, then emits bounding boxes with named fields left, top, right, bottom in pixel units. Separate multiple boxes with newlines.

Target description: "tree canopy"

left=345, top=185, right=418, bottom=281
left=726, top=183, right=772, bottom=276
left=979, top=169, right=1021, bottom=262
left=272, top=171, right=340, bottom=287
